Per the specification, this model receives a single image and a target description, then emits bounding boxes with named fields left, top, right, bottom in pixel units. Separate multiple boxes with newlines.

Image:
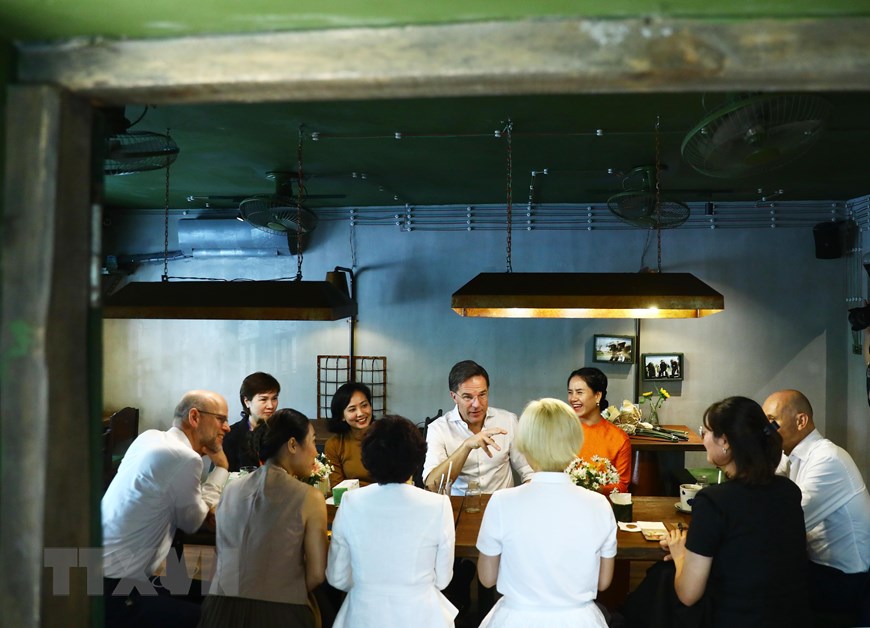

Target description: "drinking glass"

left=464, top=480, right=482, bottom=513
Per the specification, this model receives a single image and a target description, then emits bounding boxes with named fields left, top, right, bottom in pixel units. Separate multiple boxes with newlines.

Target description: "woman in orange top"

left=567, top=367, right=631, bottom=493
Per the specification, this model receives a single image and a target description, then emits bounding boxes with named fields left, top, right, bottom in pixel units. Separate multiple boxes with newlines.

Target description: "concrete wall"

left=103, top=211, right=869, bottom=474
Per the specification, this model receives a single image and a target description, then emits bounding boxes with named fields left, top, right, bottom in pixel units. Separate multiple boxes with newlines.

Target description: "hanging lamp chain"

left=505, top=119, right=513, bottom=273
left=162, top=128, right=172, bottom=282
left=295, top=125, right=306, bottom=281
left=654, top=116, right=663, bottom=273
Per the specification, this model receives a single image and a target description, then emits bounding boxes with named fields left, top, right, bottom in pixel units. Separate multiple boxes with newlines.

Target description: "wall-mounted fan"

left=239, top=172, right=320, bottom=254
left=607, top=166, right=690, bottom=229
left=188, top=171, right=346, bottom=254
left=681, top=93, right=830, bottom=178
left=103, top=106, right=179, bottom=176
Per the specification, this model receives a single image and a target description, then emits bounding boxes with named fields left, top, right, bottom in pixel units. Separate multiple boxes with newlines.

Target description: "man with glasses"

left=102, top=389, right=231, bottom=628
left=762, top=389, right=870, bottom=624
left=423, top=361, right=533, bottom=620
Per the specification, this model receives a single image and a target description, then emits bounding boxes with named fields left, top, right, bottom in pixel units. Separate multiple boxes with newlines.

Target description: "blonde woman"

left=476, top=398, right=617, bottom=627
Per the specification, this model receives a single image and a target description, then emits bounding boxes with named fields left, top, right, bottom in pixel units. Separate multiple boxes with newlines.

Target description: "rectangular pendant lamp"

left=451, top=272, right=724, bottom=319
left=103, top=277, right=357, bottom=321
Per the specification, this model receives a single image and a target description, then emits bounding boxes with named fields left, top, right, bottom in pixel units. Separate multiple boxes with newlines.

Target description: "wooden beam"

left=16, top=16, right=870, bottom=105
left=0, top=85, right=96, bottom=628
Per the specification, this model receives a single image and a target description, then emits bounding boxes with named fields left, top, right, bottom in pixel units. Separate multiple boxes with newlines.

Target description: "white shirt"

left=102, top=427, right=228, bottom=579
left=422, top=406, right=533, bottom=495
left=327, top=483, right=457, bottom=628
left=476, top=473, right=616, bottom=617
left=777, top=429, right=870, bottom=573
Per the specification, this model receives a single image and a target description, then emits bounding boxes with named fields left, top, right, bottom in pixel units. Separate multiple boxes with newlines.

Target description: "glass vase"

left=316, top=475, right=330, bottom=498
left=648, top=407, right=660, bottom=426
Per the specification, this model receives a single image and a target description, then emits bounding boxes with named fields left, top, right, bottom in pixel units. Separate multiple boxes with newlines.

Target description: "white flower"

left=306, top=453, right=334, bottom=486
left=564, top=455, right=621, bottom=492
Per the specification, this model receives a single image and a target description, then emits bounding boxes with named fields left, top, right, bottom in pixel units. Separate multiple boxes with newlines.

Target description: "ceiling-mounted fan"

left=607, top=166, right=690, bottom=229
left=188, top=171, right=346, bottom=253
left=102, top=106, right=180, bottom=176
left=681, top=93, right=830, bottom=178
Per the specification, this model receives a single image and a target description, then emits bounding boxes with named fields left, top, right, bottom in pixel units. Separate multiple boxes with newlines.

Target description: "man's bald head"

left=761, top=389, right=815, bottom=455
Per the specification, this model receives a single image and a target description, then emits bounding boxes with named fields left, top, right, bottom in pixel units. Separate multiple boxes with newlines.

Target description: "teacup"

left=679, top=483, right=702, bottom=512
left=609, top=492, right=633, bottom=522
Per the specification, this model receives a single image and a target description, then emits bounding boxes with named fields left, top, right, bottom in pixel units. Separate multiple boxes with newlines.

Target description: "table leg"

left=631, top=451, right=662, bottom=496
left=631, top=451, right=687, bottom=496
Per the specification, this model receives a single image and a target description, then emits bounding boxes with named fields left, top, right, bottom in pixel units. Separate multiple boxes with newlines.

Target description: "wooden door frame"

left=2, top=15, right=868, bottom=627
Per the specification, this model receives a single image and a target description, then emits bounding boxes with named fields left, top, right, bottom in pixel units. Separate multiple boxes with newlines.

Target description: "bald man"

left=762, top=389, right=870, bottom=621
left=102, top=389, right=231, bottom=628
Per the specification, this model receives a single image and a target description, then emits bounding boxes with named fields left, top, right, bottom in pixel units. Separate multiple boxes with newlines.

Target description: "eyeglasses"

left=198, top=409, right=229, bottom=425
left=698, top=425, right=708, bottom=438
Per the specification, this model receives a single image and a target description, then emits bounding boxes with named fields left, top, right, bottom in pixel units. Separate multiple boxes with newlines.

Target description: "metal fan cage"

left=681, top=94, right=830, bottom=178
left=607, top=191, right=690, bottom=229
left=239, top=197, right=319, bottom=236
left=104, top=131, right=179, bottom=176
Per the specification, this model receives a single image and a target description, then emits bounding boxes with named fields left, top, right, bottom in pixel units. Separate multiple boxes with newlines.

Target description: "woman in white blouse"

left=326, top=415, right=457, bottom=628
left=476, top=398, right=617, bottom=628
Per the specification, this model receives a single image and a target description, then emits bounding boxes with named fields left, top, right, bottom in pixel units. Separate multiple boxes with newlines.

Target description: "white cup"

left=679, top=483, right=702, bottom=511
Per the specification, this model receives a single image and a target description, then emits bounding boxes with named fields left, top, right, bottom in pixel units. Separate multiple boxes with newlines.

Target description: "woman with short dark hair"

left=326, top=416, right=457, bottom=628
left=222, top=371, right=280, bottom=471
left=659, top=396, right=810, bottom=627
left=324, top=382, right=375, bottom=488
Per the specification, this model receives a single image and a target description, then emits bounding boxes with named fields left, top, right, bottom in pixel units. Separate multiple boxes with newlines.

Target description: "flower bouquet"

left=564, top=455, right=620, bottom=492
left=602, top=400, right=643, bottom=435
left=638, top=387, right=670, bottom=425
left=307, top=453, right=334, bottom=495
left=603, top=392, right=688, bottom=441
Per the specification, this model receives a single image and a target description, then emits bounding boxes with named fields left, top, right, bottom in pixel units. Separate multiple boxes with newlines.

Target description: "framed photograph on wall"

left=593, top=335, right=635, bottom=364
left=641, top=353, right=684, bottom=381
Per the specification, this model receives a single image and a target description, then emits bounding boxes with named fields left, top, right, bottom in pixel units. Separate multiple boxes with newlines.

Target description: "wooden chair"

left=103, top=407, right=140, bottom=489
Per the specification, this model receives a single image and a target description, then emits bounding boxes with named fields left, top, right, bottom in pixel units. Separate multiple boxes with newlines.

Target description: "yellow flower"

left=660, top=388, right=670, bottom=398
left=642, top=391, right=653, bottom=397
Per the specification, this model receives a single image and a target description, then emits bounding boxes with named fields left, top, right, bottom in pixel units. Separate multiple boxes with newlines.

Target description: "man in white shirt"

left=762, top=389, right=870, bottom=621
left=102, top=389, right=231, bottom=628
left=423, top=360, right=532, bottom=619
left=423, top=360, right=533, bottom=496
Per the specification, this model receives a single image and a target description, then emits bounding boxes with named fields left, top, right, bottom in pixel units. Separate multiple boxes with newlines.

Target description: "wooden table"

left=453, top=494, right=690, bottom=560
left=630, top=424, right=704, bottom=496
left=453, top=493, right=691, bottom=609
left=188, top=493, right=687, bottom=561
left=176, top=491, right=688, bottom=607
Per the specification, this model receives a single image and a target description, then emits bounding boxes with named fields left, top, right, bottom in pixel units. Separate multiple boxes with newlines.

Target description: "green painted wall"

left=1, top=0, right=869, bottom=42
left=0, top=41, right=9, bottom=272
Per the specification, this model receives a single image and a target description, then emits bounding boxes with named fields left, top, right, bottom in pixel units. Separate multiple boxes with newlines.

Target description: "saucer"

left=674, top=502, right=692, bottom=514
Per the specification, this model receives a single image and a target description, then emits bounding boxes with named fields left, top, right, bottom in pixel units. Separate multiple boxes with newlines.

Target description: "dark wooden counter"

left=629, top=424, right=704, bottom=496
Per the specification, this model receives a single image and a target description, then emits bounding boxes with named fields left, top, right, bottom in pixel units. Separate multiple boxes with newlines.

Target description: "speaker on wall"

left=813, top=220, right=855, bottom=260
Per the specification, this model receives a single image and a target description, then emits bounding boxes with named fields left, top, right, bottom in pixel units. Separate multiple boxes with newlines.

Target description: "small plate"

left=674, top=502, right=692, bottom=514
left=641, top=529, right=668, bottom=541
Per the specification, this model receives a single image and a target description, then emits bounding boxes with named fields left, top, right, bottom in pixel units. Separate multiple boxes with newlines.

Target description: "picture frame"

left=641, top=353, right=684, bottom=381
left=592, top=334, right=636, bottom=364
